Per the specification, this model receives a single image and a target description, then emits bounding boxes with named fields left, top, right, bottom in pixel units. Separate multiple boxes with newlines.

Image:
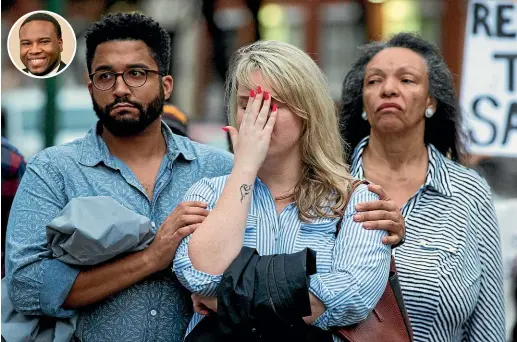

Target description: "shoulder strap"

left=335, top=180, right=369, bottom=236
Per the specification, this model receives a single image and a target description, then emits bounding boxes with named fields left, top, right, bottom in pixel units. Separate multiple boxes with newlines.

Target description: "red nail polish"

left=249, top=89, right=255, bottom=97
left=264, top=92, right=270, bottom=100
left=272, top=104, right=277, bottom=111
left=222, top=127, right=229, bottom=132
left=257, top=86, right=262, bottom=94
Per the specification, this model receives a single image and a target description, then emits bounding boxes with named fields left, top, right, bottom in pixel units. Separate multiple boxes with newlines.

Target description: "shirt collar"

left=425, top=143, right=453, bottom=197
left=79, top=120, right=196, bottom=168
left=351, top=136, right=453, bottom=197
left=26, top=62, right=61, bottom=76
left=46, top=63, right=61, bottom=76
left=350, top=136, right=369, bottom=180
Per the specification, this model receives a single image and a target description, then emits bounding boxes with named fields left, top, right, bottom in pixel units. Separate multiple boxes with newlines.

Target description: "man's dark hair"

left=20, top=12, right=62, bottom=39
left=84, top=13, right=171, bottom=75
left=340, top=32, right=466, bottom=163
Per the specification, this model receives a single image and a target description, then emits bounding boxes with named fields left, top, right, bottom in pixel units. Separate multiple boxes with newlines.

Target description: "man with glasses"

left=5, top=13, right=233, bottom=342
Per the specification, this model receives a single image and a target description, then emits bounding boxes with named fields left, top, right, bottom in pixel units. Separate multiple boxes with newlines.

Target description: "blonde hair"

left=225, top=40, right=356, bottom=222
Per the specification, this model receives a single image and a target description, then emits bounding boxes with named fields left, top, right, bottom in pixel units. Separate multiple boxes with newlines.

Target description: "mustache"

left=106, top=97, right=144, bottom=112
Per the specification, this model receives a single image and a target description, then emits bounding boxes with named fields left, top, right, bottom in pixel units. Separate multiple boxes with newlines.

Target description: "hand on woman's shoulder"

left=343, top=182, right=380, bottom=216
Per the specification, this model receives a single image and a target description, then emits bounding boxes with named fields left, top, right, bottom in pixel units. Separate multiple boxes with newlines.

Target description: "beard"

left=92, top=86, right=164, bottom=137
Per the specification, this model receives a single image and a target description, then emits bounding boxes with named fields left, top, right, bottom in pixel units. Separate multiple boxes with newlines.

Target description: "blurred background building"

left=1, top=0, right=455, bottom=153
left=1, top=0, right=516, bottom=339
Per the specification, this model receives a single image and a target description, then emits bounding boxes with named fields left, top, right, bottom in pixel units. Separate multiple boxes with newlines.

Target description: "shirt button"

left=151, top=221, right=156, bottom=228
left=251, top=328, right=257, bottom=333
left=150, top=309, right=157, bottom=316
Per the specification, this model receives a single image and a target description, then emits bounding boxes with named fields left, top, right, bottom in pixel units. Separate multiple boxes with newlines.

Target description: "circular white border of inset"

left=7, top=10, right=77, bottom=79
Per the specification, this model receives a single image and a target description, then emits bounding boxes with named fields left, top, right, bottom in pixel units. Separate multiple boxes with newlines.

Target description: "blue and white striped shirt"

left=350, top=136, right=506, bottom=342
left=173, top=176, right=391, bottom=340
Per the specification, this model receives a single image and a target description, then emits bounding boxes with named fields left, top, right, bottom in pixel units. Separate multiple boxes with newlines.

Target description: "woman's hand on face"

left=226, top=86, right=278, bottom=174
left=353, top=184, right=405, bottom=246
left=192, top=293, right=218, bottom=315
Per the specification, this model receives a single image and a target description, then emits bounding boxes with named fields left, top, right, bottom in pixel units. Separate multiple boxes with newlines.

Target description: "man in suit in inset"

left=19, top=12, right=67, bottom=76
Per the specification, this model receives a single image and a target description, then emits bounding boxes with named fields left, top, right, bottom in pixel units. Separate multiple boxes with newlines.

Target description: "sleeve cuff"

left=309, top=273, right=365, bottom=328
left=39, top=259, right=80, bottom=318
left=312, top=311, right=330, bottom=330
left=173, top=254, right=222, bottom=296
left=309, top=273, right=355, bottom=309
left=308, top=275, right=335, bottom=330
left=309, top=274, right=330, bottom=306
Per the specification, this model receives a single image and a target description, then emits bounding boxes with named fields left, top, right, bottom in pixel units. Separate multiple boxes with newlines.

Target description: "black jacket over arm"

left=186, top=247, right=333, bottom=342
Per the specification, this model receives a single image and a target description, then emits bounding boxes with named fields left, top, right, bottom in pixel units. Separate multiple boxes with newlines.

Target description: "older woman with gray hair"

left=340, top=33, right=505, bottom=342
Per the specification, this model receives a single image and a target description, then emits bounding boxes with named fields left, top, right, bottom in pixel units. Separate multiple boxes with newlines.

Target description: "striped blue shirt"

left=174, top=176, right=391, bottom=341
left=350, top=136, right=506, bottom=342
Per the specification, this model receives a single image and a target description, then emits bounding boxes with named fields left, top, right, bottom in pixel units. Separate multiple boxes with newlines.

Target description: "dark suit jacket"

left=22, top=60, right=67, bottom=75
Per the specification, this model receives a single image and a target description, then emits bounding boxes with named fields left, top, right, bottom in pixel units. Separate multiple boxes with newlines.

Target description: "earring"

left=361, top=111, right=368, bottom=121
left=425, top=108, right=434, bottom=118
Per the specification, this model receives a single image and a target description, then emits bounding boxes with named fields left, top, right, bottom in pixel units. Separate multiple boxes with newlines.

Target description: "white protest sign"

left=460, top=0, right=517, bottom=156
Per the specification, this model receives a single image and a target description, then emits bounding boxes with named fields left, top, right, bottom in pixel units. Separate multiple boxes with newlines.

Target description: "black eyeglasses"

left=89, top=68, right=164, bottom=91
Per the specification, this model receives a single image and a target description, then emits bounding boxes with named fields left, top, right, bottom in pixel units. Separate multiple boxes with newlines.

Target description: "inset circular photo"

left=7, top=10, right=76, bottom=78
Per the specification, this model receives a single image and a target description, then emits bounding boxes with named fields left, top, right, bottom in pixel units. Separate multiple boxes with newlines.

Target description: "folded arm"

left=6, top=160, right=79, bottom=317
left=62, top=250, right=159, bottom=309
left=187, top=171, right=256, bottom=275
left=173, top=178, right=224, bottom=296
left=6, top=159, right=161, bottom=315
left=309, top=186, right=391, bottom=329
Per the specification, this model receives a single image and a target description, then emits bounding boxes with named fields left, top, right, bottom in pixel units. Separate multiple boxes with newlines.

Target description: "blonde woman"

left=174, top=41, right=397, bottom=341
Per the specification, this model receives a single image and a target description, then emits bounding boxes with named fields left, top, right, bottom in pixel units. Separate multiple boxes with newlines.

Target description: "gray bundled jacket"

left=2, top=196, right=154, bottom=342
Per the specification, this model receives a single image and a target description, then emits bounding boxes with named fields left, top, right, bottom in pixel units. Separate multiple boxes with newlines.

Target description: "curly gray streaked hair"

left=340, top=32, right=466, bottom=163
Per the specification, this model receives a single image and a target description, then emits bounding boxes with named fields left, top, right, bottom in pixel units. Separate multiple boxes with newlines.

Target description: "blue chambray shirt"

left=5, top=122, right=233, bottom=342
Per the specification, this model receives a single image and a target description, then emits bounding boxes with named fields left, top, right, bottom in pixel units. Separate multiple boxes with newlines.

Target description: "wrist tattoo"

left=240, top=184, right=253, bottom=203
